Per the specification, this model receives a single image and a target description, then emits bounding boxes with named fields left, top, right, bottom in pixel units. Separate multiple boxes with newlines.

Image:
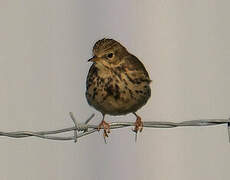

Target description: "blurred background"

left=0, top=0, right=230, bottom=179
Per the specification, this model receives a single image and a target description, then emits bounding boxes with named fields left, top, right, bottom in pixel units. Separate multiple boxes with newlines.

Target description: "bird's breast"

left=86, top=66, right=151, bottom=115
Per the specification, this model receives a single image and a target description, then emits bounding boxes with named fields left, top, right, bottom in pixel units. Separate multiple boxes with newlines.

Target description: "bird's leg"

left=98, top=115, right=110, bottom=137
left=133, top=113, right=143, bottom=133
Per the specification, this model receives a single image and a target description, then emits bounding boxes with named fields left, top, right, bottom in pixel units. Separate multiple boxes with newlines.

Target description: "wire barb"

left=0, top=114, right=229, bottom=143
left=227, top=117, right=230, bottom=143
left=69, top=112, right=78, bottom=143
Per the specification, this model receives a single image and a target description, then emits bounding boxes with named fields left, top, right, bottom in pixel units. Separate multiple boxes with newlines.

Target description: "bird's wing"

left=123, top=54, right=151, bottom=84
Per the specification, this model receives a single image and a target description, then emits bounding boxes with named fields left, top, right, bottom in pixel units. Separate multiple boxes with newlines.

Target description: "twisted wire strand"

left=0, top=112, right=229, bottom=142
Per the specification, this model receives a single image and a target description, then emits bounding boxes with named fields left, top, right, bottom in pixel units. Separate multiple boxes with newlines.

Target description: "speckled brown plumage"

left=86, top=38, right=151, bottom=137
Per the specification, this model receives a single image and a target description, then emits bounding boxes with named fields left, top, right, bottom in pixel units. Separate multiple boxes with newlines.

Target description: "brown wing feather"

left=123, top=54, right=151, bottom=83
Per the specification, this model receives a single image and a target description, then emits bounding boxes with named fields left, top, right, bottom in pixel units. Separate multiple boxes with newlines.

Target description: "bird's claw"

left=133, top=115, right=143, bottom=133
left=98, top=120, right=110, bottom=137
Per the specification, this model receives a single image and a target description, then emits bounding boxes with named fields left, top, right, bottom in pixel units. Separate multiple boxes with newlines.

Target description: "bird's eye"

left=107, top=53, right=113, bottom=58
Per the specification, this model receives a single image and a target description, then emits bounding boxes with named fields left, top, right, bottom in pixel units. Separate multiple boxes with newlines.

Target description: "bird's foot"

left=133, top=115, right=143, bottom=133
left=98, top=120, right=110, bottom=138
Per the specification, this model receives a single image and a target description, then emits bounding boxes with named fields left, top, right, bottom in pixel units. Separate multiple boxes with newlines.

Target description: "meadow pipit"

left=86, top=38, right=151, bottom=137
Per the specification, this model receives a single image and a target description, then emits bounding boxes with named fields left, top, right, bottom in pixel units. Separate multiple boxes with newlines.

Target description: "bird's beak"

left=88, top=56, right=100, bottom=63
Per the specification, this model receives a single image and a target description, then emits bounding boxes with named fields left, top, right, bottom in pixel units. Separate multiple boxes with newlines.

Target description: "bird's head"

left=88, top=38, right=128, bottom=69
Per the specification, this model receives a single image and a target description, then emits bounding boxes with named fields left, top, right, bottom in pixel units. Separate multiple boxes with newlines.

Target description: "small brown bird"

left=86, top=38, right=151, bottom=137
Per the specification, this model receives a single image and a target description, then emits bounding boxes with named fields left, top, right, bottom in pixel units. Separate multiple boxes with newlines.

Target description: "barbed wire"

left=0, top=112, right=229, bottom=143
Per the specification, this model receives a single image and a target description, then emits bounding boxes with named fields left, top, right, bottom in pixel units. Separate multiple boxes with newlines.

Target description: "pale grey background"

left=0, top=0, right=230, bottom=180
